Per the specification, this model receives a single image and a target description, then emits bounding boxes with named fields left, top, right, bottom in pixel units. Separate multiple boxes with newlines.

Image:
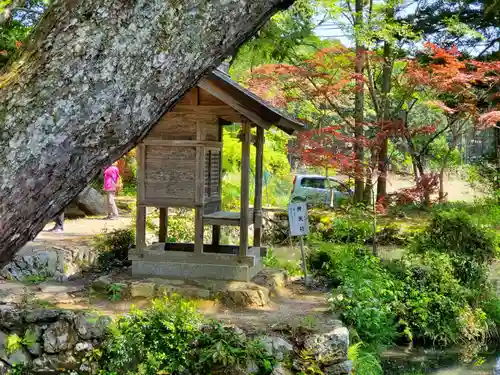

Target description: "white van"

left=290, top=175, right=353, bottom=206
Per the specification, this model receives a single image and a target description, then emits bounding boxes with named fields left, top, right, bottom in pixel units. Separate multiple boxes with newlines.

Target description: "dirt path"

left=21, top=216, right=134, bottom=256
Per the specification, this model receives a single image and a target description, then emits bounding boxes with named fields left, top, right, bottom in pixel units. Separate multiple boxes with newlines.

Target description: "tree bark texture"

left=0, top=0, right=294, bottom=266
left=376, top=36, right=393, bottom=202
left=353, top=0, right=365, bottom=203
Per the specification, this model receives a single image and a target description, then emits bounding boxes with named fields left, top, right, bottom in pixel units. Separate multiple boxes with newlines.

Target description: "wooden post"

left=159, top=207, right=168, bottom=243
left=253, top=126, right=264, bottom=247
left=194, top=207, right=204, bottom=254
left=239, top=121, right=251, bottom=257
left=136, top=205, right=146, bottom=251
left=136, top=144, right=146, bottom=251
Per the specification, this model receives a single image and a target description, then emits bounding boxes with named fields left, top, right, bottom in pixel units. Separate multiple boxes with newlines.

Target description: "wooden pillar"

left=194, top=122, right=205, bottom=254
left=136, top=144, right=146, bottom=251
left=253, top=126, right=264, bottom=247
left=239, top=121, right=251, bottom=257
left=136, top=206, right=146, bottom=250
left=159, top=207, right=168, bottom=243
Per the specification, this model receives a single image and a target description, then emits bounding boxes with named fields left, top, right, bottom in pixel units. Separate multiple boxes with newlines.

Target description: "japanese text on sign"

left=288, top=202, right=309, bottom=236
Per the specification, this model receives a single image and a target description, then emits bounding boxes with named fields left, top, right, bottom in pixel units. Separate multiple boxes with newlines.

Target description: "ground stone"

left=24, top=308, right=63, bottom=324
left=43, top=320, right=75, bottom=353
left=156, top=284, right=211, bottom=299
left=324, top=359, right=353, bottom=374
left=271, top=363, right=293, bottom=375
left=0, top=305, right=23, bottom=331
left=75, top=342, right=93, bottom=352
left=75, top=187, right=106, bottom=216
left=222, top=282, right=269, bottom=307
left=303, top=327, right=349, bottom=366
left=74, top=313, right=111, bottom=340
left=33, top=353, right=78, bottom=373
left=130, top=281, right=156, bottom=298
left=252, top=269, right=288, bottom=293
left=259, top=336, right=293, bottom=361
left=91, top=275, right=113, bottom=292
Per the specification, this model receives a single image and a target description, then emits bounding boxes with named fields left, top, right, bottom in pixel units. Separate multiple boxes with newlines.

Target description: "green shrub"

left=310, top=213, right=372, bottom=244
left=310, top=239, right=498, bottom=351
left=96, top=296, right=275, bottom=375
left=412, top=210, right=498, bottom=288
left=308, top=243, right=400, bottom=345
left=262, top=248, right=302, bottom=276
left=93, top=228, right=135, bottom=270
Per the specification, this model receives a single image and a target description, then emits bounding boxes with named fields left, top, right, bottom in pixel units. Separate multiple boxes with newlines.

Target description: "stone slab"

left=132, top=260, right=259, bottom=282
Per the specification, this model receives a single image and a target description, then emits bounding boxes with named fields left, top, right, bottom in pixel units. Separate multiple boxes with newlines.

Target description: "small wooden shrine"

left=129, top=68, right=304, bottom=281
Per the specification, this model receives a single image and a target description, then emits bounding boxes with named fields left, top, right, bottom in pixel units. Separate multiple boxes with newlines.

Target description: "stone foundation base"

left=132, top=259, right=263, bottom=282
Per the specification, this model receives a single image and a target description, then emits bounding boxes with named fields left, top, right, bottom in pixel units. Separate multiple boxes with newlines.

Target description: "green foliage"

left=22, top=273, right=49, bottom=285
left=309, top=211, right=372, bottom=244
left=5, top=331, right=36, bottom=355
left=411, top=210, right=498, bottom=287
left=308, top=207, right=500, bottom=351
left=107, top=283, right=123, bottom=301
left=93, top=228, right=134, bottom=270
left=221, top=127, right=293, bottom=210
left=262, top=248, right=302, bottom=276
left=95, top=296, right=275, bottom=375
left=348, top=342, right=383, bottom=375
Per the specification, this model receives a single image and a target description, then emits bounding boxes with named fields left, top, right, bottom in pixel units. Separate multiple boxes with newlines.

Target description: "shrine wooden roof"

left=198, top=69, right=305, bottom=135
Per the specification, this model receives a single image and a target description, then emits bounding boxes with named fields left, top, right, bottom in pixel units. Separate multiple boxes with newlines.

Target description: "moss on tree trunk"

left=0, top=0, right=294, bottom=265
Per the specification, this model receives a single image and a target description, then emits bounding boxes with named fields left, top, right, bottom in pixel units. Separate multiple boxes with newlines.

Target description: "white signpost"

left=288, top=202, right=310, bottom=286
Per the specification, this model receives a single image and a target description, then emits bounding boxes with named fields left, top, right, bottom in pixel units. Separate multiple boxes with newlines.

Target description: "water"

left=382, top=347, right=499, bottom=375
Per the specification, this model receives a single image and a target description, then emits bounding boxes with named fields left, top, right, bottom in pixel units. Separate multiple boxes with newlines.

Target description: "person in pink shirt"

left=103, top=162, right=120, bottom=219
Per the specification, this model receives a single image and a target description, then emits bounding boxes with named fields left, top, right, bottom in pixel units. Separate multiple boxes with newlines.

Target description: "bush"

left=308, top=243, right=400, bottom=346
left=309, top=238, right=499, bottom=351
left=310, top=212, right=372, bottom=244
left=95, top=296, right=275, bottom=375
left=411, top=210, right=498, bottom=288
left=93, top=228, right=135, bottom=270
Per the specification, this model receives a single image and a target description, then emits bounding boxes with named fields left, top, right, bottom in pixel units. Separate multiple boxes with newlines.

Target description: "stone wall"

left=1, top=243, right=97, bottom=283
left=0, top=304, right=110, bottom=374
left=0, top=302, right=352, bottom=375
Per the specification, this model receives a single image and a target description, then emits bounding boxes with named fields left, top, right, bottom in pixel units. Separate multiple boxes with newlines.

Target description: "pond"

left=382, top=346, right=499, bottom=375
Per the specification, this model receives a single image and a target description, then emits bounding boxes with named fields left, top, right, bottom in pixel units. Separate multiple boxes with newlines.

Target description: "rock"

left=64, top=202, right=87, bottom=219
left=222, top=282, right=269, bottom=307
left=0, top=361, right=7, bottom=375
left=495, top=356, right=500, bottom=375
left=0, top=289, right=25, bottom=305
left=74, top=313, right=111, bottom=340
left=25, top=325, right=43, bottom=357
left=303, top=327, right=349, bottom=366
left=259, top=336, right=293, bottom=361
left=324, top=360, right=353, bottom=374
left=24, top=309, right=62, bottom=323
left=91, top=275, right=113, bottom=292
left=271, top=363, right=293, bottom=375
left=130, top=281, right=156, bottom=298
left=156, top=284, right=211, bottom=299
left=32, top=353, right=78, bottom=373
left=75, top=186, right=106, bottom=216
left=75, top=342, right=93, bottom=352
left=0, top=331, right=30, bottom=366
left=252, top=269, right=288, bottom=293
left=28, top=342, right=43, bottom=357
left=0, top=305, right=22, bottom=331
left=43, top=320, right=75, bottom=353
left=247, top=360, right=259, bottom=374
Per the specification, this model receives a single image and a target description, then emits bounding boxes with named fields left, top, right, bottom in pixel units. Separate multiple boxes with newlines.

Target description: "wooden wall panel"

left=199, top=88, right=226, bottom=106
left=144, top=146, right=196, bottom=202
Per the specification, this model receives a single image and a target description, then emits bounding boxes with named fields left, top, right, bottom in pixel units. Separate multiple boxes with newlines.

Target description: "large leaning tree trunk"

left=0, top=0, right=294, bottom=266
